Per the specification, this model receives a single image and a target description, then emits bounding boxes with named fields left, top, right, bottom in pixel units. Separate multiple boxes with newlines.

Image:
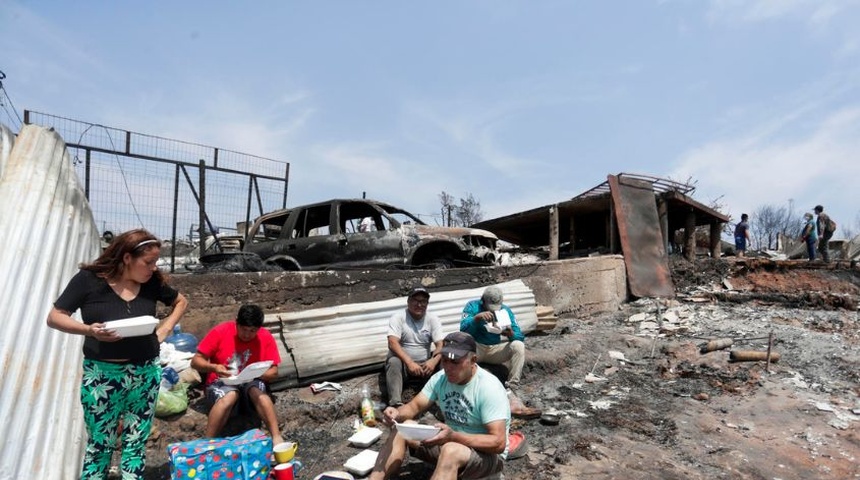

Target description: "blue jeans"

left=805, top=237, right=817, bottom=261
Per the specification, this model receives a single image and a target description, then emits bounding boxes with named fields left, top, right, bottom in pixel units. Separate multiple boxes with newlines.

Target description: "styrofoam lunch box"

left=347, top=427, right=382, bottom=448
left=103, top=316, right=159, bottom=337
left=343, top=449, right=378, bottom=477
left=394, top=423, right=441, bottom=441
left=222, top=360, right=273, bottom=386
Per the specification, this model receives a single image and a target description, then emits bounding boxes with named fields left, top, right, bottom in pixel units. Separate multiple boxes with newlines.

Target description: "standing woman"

left=47, top=229, right=188, bottom=479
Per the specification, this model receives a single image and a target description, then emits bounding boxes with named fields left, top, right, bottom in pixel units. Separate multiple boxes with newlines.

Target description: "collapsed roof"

left=474, top=173, right=729, bottom=250
left=475, top=173, right=731, bottom=299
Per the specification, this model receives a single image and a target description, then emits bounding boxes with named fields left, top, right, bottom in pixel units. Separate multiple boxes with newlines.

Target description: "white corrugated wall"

left=265, top=280, right=537, bottom=382
left=0, top=124, right=101, bottom=479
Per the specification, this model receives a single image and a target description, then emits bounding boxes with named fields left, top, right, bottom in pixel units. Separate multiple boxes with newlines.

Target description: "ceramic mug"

left=273, top=441, right=298, bottom=464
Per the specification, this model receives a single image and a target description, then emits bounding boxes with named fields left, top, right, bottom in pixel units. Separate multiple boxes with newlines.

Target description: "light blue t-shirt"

left=421, top=366, right=511, bottom=458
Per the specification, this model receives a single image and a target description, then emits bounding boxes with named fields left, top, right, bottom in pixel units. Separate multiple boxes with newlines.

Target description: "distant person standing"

left=800, top=213, right=818, bottom=262
left=814, top=205, right=835, bottom=263
left=734, top=213, right=751, bottom=258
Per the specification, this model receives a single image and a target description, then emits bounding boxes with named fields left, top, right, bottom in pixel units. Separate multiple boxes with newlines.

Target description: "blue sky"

left=2, top=0, right=859, bottom=237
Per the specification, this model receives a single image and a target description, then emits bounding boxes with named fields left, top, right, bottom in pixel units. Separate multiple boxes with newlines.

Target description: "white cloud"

left=672, top=105, right=860, bottom=229
left=707, top=0, right=852, bottom=23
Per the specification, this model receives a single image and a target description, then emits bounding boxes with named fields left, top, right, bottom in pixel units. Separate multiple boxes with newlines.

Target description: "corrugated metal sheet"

left=0, top=124, right=101, bottom=480
left=609, top=174, right=675, bottom=298
left=263, top=280, right=537, bottom=384
left=0, top=123, right=13, bottom=176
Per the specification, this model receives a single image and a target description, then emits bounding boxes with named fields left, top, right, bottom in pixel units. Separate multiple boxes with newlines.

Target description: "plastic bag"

left=156, top=382, right=189, bottom=417
left=161, top=367, right=179, bottom=390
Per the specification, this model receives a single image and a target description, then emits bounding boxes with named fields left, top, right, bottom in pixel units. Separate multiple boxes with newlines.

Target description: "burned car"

left=239, top=198, right=498, bottom=270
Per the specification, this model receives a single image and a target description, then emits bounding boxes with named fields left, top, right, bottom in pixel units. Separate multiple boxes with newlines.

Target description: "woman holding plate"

left=47, top=229, right=188, bottom=479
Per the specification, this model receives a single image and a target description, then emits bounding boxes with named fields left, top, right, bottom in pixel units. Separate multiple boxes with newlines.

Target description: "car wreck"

left=229, top=198, right=499, bottom=271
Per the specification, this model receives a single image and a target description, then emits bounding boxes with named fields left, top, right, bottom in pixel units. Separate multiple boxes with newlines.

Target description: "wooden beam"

left=709, top=222, right=722, bottom=259
left=657, top=197, right=669, bottom=254
left=549, top=205, right=559, bottom=260
left=684, top=210, right=696, bottom=261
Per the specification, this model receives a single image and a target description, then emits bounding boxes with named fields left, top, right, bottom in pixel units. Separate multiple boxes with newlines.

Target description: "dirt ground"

left=142, top=258, right=860, bottom=479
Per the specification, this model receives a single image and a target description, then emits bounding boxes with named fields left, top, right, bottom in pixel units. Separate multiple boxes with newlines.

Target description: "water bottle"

left=165, top=324, right=199, bottom=353
left=359, top=384, right=377, bottom=427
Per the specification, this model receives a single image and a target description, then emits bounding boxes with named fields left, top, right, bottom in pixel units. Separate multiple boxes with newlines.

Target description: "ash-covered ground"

left=143, top=258, right=860, bottom=480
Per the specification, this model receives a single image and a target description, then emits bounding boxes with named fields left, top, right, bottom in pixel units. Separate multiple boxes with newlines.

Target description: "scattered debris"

left=143, top=258, right=860, bottom=480
left=311, top=382, right=343, bottom=394
left=700, top=338, right=733, bottom=353
left=535, top=305, right=559, bottom=331
left=729, top=351, right=781, bottom=363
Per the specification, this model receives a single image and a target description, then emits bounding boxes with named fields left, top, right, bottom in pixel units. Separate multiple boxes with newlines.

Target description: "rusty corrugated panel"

left=608, top=174, right=675, bottom=298
left=263, top=280, right=537, bottom=383
left=0, top=124, right=101, bottom=479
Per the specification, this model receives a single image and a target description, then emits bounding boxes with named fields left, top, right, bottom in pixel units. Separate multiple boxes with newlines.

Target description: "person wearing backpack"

left=814, top=205, right=835, bottom=263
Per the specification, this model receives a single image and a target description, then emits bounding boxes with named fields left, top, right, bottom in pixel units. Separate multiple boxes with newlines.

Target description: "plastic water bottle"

left=165, top=324, right=199, bottom=353
left=359, top=384, right=377, bottom=427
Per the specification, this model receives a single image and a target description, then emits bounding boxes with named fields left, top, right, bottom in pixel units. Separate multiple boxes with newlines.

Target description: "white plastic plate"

left=103, top=316, right=158, bottom=338
left=395, top=423, right=441, bottom=441
left=222, top=360, right=273, bottom=386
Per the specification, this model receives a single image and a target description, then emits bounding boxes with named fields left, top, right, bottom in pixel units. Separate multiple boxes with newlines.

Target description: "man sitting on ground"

left=460, top=286, right=525, bottom=389
left=385, top=286, right=444, bottom=407
left=370, top=332, right=510, bottom=480
left=191, top=304, right=284, bottom=445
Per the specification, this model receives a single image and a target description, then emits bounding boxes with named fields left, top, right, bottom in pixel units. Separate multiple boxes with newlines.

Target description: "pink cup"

left=273, top=462, right=294, bottom=480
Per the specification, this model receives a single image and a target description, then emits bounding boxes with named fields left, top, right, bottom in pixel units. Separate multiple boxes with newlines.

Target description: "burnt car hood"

left=410, top=224, right=498, bottom=239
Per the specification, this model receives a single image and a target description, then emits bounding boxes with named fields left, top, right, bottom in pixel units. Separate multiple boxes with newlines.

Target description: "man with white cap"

left=460, top=285, right=526, bottom=388
left=384, top=286, right=444, bottom=407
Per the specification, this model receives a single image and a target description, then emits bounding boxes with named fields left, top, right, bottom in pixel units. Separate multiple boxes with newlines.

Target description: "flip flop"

left=507, top=431, right=529, bottom=459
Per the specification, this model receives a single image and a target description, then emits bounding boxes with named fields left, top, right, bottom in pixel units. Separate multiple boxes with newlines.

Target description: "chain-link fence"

left=24, top=110, right=289, bottom=271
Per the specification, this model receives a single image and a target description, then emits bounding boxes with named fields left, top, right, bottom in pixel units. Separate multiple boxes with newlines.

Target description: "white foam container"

left=222, top=360, right=273, bottom=386
left=104, top=316, right=158, bottom=337
left=347, top=427, right=382, bottom=448
left=343, top=449, right=377, bottom=477
left=395, top=423, right=441, bottom=441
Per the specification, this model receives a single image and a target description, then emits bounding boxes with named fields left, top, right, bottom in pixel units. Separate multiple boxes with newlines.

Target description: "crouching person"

left=191, top=304, right=284, bottom=445
left=370, top=332, right=510, bottom=480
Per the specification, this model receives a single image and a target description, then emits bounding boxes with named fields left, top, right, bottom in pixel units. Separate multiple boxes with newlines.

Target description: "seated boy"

left=191, top=304, right=284, bottom=444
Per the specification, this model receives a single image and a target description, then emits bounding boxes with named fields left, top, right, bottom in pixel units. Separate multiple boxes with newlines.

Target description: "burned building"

left=474, top=173, right=730, bottom=298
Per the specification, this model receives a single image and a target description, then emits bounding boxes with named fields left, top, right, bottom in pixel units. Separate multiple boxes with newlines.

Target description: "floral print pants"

left=79, top=358, right=161, bottom=480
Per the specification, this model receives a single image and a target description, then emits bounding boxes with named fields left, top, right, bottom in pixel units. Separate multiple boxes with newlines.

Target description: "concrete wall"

left=169, top=255, right=627, bottom=338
